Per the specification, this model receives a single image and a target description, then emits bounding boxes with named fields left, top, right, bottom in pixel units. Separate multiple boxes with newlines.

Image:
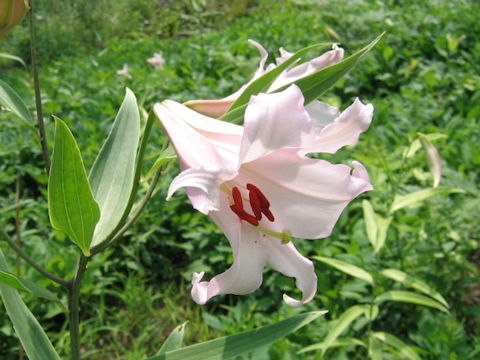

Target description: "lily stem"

left=29, top=0, right=51, bottom=174
left=67, top=253, right=89, bottom=360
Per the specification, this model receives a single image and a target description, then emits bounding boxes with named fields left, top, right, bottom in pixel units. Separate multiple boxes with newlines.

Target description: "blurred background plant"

left=1, top=0, right=479, bottom=358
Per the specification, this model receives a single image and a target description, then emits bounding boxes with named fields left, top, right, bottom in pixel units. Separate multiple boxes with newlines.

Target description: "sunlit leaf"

left=362, top=200, right=377, bottom=248
left=298, top=337, right=366, bottom=354
left=374, top=215, right=392, bottom=253
left=375, top=290, right=449, bottom=313
left=0, top=79, right=35, bottom=129
left=48, top=116, right=100, bottom=256
left=373, top=332, right=421, bottom=360
left=321, top=305, right=368, bottom=355
left=404, top=133, right=446, bottom=158
left=142, top=144, right=177, bottom=183
left=157, top=322, right=187, bottom=355
left=0, top=52, right=26, bottom=66
left=0, top=248, right=61, bottom=360
left=145, top=311, right=326, bottom=360
left=89, top=88, right=140, bottom=247
left=418, top=133, right=442, bottom=188
left=314, top=256, right=374, bottom=285
left=380, top=269, right=449, bottom=308
left=390, top=188, right=465, bottom=213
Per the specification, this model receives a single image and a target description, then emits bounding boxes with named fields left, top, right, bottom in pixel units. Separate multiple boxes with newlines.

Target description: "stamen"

left=230, top=187, right=259, bottom=226
left=248, top=189, right=263, bottom=220
left=247, top=183, right=275, bottom=222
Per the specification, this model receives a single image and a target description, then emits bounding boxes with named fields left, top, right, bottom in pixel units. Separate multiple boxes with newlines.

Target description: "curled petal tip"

left=283, top=293, right=312, bottom=307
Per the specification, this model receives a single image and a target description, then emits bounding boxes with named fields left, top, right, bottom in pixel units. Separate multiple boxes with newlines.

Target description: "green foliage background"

left=1, top=0, right=479, bottom=358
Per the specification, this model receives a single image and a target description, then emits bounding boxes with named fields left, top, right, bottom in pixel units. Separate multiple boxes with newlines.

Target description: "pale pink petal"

left=239, top=85, right=315, bottom=164
left=301, top=98, right=373, bottom=155
left=238, top=150, right=373, bottom=239
left=154, top=101, right=234, bottom=169
left=305, top=100, right=340, bottom=131
left=167, top=167, right=235, bottom=214
left=183, top=98, right=235, bottom=118
left=269, top=46, right=344, bottom=91
left=266, top=241, right=317, bottom=307
left=191, top=221, right=269, bottom=304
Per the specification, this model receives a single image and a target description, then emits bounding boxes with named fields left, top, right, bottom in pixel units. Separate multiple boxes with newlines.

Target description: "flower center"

left=229, top=183, right=275, bottom=226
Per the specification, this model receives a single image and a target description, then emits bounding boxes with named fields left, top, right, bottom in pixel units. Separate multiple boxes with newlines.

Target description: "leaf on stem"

left=0, top=248, right=61, bottom=360
left=0, top=79, right=35, bottom=130
left=390, top=188, right=465, bottom=213
left=48, top=116, right=100, bottom=256
left=156, top=322, right=187, bottom=355
left=88, top=88, right=141, bottom=248
left=374, top=290, right=449, bottom=313
left=418, top=133, right=442, bottom=188
left=314, top=255, right=374, bottom=285
left=373, top=332, right=421, bottom=360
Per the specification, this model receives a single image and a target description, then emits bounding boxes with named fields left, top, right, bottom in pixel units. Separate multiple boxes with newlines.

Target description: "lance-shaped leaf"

left=145, top=311, right=326, bottom=360
left=142, top=143, right=177, bottom=184
left=278, top=32, right=385, bottom=105
left=0, top=52, right=26, bottom=66
left=404, top=133, right=446, bottom=158
left=0, top=248, right=61, bottom=360
left=321, top=305, right=368, bottom=356
left=48, top=116, right=100, bottom=256
left=380, top=269, right=449, bottom=308
left=314, top=255, right=374, bottom=285
left=362, top=200, right=392, bottom=253
left=298, top=337, right=366, bottom=354
left=390, top=188, right=465, bottom=213
left=228, top=43, right=331, bottom=112
left=88, top=88, right=140, bottom=247
left=375, top=290, right=449, bottom=313
left=418, top=133, right=442, bottom=188
left=156, top=322, right=187, bottom=355
left=0, top=79, right=35, bottom=129
left=0, top=270, right=62, bottom=305
left=373, top=332, right=421, bottom=360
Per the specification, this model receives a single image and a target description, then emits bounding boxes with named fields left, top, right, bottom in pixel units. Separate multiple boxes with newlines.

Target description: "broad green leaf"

left=88, top=88, right=140, bottom=247
left=0, top=248, right=61, bottom=360
left=375, top=290, right=449, bottom=313
left=373, top=332, right=421, bottom=360
left=0, top=270, right=62, bottom=304
left=298, top=337, right=366, bottom=354
left=48, top=116, right=100, bottom=256
left=0, top=52, right=26, bottom=66
left=418, top=133, right=442, bottom=188
left=404, top=133, right=446, bottom=158
left=142, top=144, right=177, bottom=183
left=228, top=43, right=331, bottom=112
left=380, top=269, right=449, bottom=308
left=145, top=311, right=326, bottom=360
left=314, top=256, right=374, bottom=285
left=362, top=200, right=377, bottom=248
left=0, top=79, right=35, bottom=129
left=321, top=305, right=368, bottom=355
left=157, top=322, right=187, bottom=355
left=390, top=188, right=465, bottom=213
left=279, top=32, right=385, bottom=105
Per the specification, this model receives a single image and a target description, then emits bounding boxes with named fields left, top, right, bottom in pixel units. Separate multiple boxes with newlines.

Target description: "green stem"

left=29, top=0, right=51, bottom=173
left=0, top=227, right=70, bottom=286
left=68, top=254, right=89, bottom=360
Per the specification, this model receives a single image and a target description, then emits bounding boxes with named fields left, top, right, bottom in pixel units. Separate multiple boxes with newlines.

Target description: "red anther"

left=230, top=187, right=259, bottom=226
left=247, top=183, right=275, bottom=222
left=248, top=189, right=263, bottom=220
left=247, top=184, right=270, bottom=207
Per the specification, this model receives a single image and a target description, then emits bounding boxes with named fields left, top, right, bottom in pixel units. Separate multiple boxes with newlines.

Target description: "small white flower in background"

left=147, top=52, right=165, bottom=70
left=116, top=64, right=132, bottom=79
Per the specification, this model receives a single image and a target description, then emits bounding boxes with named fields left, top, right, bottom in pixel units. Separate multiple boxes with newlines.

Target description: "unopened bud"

left=0, top=0, right=30, bottom=40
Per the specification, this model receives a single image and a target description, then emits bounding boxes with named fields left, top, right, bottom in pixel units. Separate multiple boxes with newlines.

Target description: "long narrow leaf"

left=278, top=32, right=385, bottom=104
left=375, top=290, right=448, bottom=313
left=373, top=332, right=421, bottom=360
left=146, top=311, right=326, bottom=360
left=0, top=248, right=61, bottom=360
left=314, top=256, right=374, bottom=285
left=48, top=116, right=100, bottom=255
left=298, top=337, right=366, bottom=354
left=0, top=79, right=35, bottom=129
left=418, top=133, right=442, bottom=188
left=362, top=200, right=377, bottom=248
left=380, top=269, right=448, bottom=308
left=88, top=88, right=140, bottom=247
left=390, top=188, right=465, bottom=213
left=0, top=52, right=26, bottom=66
left=321, top=305, right=368, bottom=356
left=228, top=43, right=331, bottom=112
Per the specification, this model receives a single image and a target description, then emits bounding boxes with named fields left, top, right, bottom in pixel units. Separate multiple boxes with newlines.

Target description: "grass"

left=1, top=0, right=480, bottom=358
